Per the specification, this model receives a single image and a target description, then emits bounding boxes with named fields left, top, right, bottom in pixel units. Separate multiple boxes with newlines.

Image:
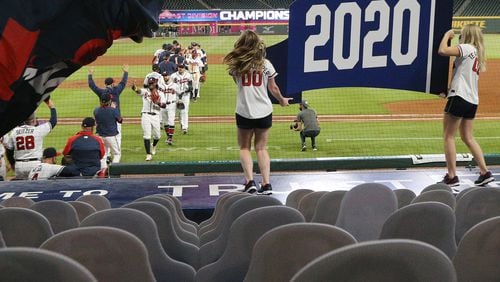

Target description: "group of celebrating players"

left=0, top=40, right=208, bottom=181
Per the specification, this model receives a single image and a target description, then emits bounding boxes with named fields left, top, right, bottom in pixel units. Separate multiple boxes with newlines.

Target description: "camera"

left=290, top=122, right=299, bottom=130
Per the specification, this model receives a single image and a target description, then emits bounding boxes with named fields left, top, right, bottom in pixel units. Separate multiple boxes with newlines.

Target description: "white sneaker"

left=151, top=146, right=156, bottom=155
left=145, top=154, right=152, bottom=161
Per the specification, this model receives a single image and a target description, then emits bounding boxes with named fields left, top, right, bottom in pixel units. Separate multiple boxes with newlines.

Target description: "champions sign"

left=267, top=0, right=453, bottom=98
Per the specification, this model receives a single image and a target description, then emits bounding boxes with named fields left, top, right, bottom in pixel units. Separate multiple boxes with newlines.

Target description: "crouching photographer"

left=293, top=100, right=320, bottom=151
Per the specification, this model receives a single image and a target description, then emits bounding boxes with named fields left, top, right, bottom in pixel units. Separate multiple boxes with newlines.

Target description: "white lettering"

left=158, top=185, right=198, bottom=197
left=209, top=184, right=243, bottom=196
left=83, top=190, right=108, bottom=196
left=0, top=193, right=17, bottom=200
left=19, top=192, right=43, bottom=199
left=220, top=10, right=289, bottom=21
left=60, top=190, right=82, bottom=198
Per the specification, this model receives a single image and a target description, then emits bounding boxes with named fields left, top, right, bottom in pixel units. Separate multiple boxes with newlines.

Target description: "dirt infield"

left=65, top=54, right=500, bottom=117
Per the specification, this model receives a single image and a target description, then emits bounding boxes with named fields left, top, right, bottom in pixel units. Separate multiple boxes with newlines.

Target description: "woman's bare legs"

left=238, top=128, right=254, bottom=183
left=254, top=128, right=270, bottom=185
left=459, top=118, right=489, bottom=174
left=443, top=113, right=461, bottom=177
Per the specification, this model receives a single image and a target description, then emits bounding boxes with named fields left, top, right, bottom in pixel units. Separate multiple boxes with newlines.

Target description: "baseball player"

left=144, top=65, right=168, bottom=91
left=171, top=64, right=193, bottom=134
left=185, top=49, right=204, bottom=101
left=88, top=64, right=128, bottom=160
left=28, top=147, right=80, bottom=180
left=132, top=77, right=167, bottom=161
left=94, top=93, right=122, bottom=166
left=4, top=99, right=57, bottom=179
left=152, top=43, right=170, bottom=65
left=161, top=77, right=181, bottom=145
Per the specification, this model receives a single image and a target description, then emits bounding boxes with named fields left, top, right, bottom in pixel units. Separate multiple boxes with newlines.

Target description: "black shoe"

left=474, top=171, right=495, bottom=186
left=438, top=174, right=459, bottom=187
left=257, top=183, right=273, bottom=195
left=241, top=180, right=257, bottom=194
left=301, top=145, right=306, bottom=152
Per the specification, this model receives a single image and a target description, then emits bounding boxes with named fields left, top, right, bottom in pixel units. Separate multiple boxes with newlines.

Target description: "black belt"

left=142, top=112, right=156, bottom=116
left=16, top=158, right=39, bottom=162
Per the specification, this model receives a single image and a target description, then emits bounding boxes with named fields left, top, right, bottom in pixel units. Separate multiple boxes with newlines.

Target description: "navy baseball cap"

left=43, top=147, right=60, bottom=158
left=82, top=117, right=95, bottom=127
left=101, top=93, right=111, bottom=103
left=104, top=77, right=114, bottom=85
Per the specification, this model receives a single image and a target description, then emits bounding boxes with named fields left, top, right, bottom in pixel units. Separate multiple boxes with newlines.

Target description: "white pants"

left=161, top=103, right=177, bottom=127
left=107, top=122, right=121, bottom=156
left=15, top=160, right=41, bottom=180
left=191, top=72, right=201, bottom=97
left=101, top=135, right=121, bottom=168
left=179, top=93, right=190, bottom=130
left=141, top=113, right=161, bottom=140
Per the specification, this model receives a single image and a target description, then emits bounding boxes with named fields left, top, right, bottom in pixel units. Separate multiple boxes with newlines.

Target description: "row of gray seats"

left=288, top=183, right=500, bottom=245
left=0, top=185, right=499, bottom=282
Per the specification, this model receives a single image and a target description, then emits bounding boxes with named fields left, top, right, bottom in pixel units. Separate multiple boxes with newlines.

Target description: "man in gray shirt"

left=294, top=100, right=320, bottom=151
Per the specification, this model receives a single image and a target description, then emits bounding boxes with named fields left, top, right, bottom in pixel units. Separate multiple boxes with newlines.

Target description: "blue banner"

left=268, top=0, right=452, bottom=95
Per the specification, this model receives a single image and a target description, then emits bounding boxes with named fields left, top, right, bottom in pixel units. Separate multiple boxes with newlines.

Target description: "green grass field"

left=33, top=34, right=500, bottom=163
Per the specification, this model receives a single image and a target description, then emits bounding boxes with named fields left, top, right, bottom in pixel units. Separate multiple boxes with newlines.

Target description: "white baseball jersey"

left=28, top=163, right=64, bottom=180
left=5, top=123, right=52, bottom=160
left=234, top=59, right=277, bottom=119
left=171, top=71, right=193, bottom=130
left=161, top=81, right=181, bottom=127
left=186, top=55, right=204, bottom=74
left=448, top=44, right=480, bottom=105
left=144, top=72, right=168, bottom=91
left=153, top=49, right=164, bottom=65
left=138, top=88, right=166, bottom=115
left=171, top=71, right=193, bottom=94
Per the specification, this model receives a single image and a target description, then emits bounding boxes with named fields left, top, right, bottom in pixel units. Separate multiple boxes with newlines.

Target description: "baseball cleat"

left=182, top=129, right=188, bottom=135
left=145, top=154, right=152, bottom=161
left=167, top=137, right=173, bottom=145
left=151, top=146, right=157, bottom=155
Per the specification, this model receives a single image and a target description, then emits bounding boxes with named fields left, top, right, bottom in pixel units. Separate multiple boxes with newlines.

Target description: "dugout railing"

left=108, top=154, right=500, bottom=177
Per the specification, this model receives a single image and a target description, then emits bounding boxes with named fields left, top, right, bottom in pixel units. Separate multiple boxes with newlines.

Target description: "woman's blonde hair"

left=223, top=30, right=266, bottom=75
left=461, top=24, right=486, bottom=72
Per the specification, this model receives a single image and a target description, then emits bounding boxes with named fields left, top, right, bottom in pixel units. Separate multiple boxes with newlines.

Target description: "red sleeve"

left=63, top=134, right=79, bottom=155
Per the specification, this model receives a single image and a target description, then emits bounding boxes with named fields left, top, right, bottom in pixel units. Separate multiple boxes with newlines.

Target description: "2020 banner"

left=268, top=0, right=452, bottom=99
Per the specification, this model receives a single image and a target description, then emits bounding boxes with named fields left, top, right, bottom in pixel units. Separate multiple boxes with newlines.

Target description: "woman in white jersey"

left=223, top=30, right=291, bottom=195
left=438, top=24, right=494, bottom=187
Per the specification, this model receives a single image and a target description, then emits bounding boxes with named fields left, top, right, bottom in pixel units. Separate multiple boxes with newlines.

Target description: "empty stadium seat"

left=198, top=195, right=282, bottom=267
left=31, top=200, right=79, bottom=234
left=336, top=183, right=398, bottom=241
left=80, top=208, right=196, bottom=282
left=0, top=247, right=97, bottom=282
left=290, top=239, right=457, bottom=282
left=40, top=226, right=156, bottom=282
left=244, top=223, right=357, bottom=282
left=311, top=190, right=346, bottom=225
left=123, top=201, right=200, bottom=269
left=195, top=206, right=305, bottom=282
left=297, top=191, right=328, bottom=222
left=379, top=202, right=457, bottom=258
left=0, top=208, right=53, bottom=247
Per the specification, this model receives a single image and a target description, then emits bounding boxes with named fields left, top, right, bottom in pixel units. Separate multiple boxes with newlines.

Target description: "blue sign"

left=269, top=0, right=452, bottom=95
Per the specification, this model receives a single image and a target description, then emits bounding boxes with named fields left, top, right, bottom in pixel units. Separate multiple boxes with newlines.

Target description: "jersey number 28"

left=16, top=135, right=35, bottom=150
